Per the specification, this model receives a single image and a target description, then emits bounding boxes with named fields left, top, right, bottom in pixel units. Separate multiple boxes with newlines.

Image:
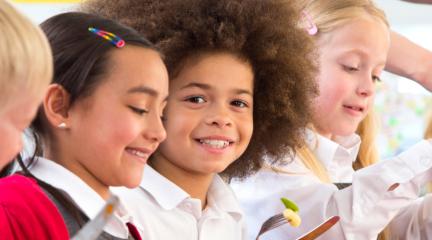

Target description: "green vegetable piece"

left=281, top=198, right=299, bottom=213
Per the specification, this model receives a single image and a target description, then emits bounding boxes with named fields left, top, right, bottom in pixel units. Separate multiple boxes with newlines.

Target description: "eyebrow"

left=345, top=50, right=365, bottom=57
left=180, top=82, right=252, bottom=96
left=344, top=50, right=386, bottom=67
left=180, top=82, right=212, bottom=90
left=127, top=86, right=158, bottom=97
left=235, top=88, right=253, bottom=96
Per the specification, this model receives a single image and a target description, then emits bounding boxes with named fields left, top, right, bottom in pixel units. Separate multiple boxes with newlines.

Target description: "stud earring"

left=58, top=123, right=66, bottom=128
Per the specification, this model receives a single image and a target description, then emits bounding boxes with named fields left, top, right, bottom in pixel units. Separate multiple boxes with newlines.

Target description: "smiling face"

left=154, top=53, right=254, bottom=175
left=0, top=89, right=43, bottom=169
left=313, top=17, right=390, bottom=138
left=64, top=45, right=168, bottom=188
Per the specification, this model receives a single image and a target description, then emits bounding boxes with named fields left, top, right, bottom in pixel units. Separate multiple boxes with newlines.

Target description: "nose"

left=142, top=112, right=166, bottom=143
left=356, top=73, right=376, bottom=97
left=204, top=102, right=233, bottom=128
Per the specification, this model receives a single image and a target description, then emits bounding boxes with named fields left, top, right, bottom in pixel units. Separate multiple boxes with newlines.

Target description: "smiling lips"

left=198, top=139, right=230, bottom=148
left=343, top=105, right=363, bottom=112
left=126, top=148, right=149, bottom=159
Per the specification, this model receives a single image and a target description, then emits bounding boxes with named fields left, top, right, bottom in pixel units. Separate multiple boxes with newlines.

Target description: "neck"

left=43, top=140, right=110, bottom=201
left=150, top=152, right=214, bottom=210
left=316, top=128, right=332, bottom=140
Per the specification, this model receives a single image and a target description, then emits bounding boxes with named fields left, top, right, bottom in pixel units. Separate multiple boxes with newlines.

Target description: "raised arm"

left=385, top=30, right=432, bottom=91
left=401, top=0, right=432, bottom=3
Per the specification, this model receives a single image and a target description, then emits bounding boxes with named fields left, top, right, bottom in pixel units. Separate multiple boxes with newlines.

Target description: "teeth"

left=126, top=149, right=148, bottom=158
left=346, top=106, right=361, bottom=111
left=198, top=139, right=230, bottom=148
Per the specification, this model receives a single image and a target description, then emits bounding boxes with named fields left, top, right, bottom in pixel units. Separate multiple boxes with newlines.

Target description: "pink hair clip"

left=301, top=10, right=318, bottom=36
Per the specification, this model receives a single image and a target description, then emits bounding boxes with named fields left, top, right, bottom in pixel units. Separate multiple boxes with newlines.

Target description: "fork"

left=256, top=213, right=289, bottom=239
left=256, top=214, right=340, bottom=240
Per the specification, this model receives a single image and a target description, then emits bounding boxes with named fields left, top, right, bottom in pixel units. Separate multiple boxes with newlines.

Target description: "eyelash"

left=186, top=95, right=206, bottom=103
left=130, top=106, right=148, bottom=115
left=343, top=65, right=359, bottom=73
left=185, top=96, right=248, bottom=108
left=343, top=65, right=381, bottom=82
left=372, top=76, right=381, bottom=82
left=231, top=100, right=248, bottom=108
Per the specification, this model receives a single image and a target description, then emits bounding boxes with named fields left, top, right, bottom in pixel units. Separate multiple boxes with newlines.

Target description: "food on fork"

left=281, top=198, right=301, bottom=227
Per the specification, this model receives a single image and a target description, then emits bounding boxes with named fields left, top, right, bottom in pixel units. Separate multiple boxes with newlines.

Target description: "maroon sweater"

left=0, top=174, right=69, bottom=239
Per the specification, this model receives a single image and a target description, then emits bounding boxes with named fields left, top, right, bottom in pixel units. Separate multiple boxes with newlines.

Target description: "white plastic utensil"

left=71, top=195, right=120, bottom=240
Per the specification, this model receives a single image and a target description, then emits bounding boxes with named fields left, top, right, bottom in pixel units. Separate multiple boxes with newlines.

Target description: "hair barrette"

left=301, top=10, right=318, bottom=36
left=88, top=27, right=125, bottom=48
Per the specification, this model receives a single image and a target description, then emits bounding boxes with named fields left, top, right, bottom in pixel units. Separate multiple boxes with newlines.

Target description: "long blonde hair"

left=0, top=0, right=52, bottom=115
left=293, top=1, right=392, bottom=239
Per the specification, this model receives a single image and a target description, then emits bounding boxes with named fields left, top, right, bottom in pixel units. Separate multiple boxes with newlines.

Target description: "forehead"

left=323, top=17, right=390, bottom=60
left=170, top=53, right=254, bottom=91
left=101, top=45, right=168, bottom=95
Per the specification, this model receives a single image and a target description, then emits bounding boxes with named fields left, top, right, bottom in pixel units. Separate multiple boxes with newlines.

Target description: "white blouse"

left=26, top=157, right=134, bottom=239
left=231, top=132, right=432, bottom=240
left=111, top=165, right=247, bottom=240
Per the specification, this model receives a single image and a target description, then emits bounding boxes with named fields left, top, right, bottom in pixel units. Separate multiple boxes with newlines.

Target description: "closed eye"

left=343, top=65, right=359, bottom=73
left=372, top=75, right=381, bottom=82
left=130, top=106, right=148, bottom=115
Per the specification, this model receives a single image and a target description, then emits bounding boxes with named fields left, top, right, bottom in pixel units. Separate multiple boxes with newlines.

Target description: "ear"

left=44, top=84, right=72, bottom=129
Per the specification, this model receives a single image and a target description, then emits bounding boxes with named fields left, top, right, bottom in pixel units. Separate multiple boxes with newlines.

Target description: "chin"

left=196, top=162, right=230, bottom=174
left=120, top=172, right=144, bottom=189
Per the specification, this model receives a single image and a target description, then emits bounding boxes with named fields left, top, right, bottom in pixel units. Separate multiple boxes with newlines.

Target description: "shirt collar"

left=26, top=157, right=135, bottom=239
left=140, top=165, right=244, bottom=222
left=304, top=129, right=361, bottom=170
left=207, top=174, right=243, bottom=222
left=140, top=164, right=190, bottom=211
left=26, top=157, right=106, bottom=220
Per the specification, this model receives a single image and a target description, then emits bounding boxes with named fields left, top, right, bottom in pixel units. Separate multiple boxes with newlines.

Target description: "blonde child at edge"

left=232, top=0, right=432, bottom=239
left=0, top=1, right=69, bottom=239
left=0, top=0, right=52, bottom=170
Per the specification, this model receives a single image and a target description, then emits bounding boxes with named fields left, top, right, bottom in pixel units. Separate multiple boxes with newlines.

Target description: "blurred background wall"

left=11, top=0, right=432, bottom=160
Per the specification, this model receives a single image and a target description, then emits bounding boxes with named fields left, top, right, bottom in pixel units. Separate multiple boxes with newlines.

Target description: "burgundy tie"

left=126, top=222, right=142, bottom=240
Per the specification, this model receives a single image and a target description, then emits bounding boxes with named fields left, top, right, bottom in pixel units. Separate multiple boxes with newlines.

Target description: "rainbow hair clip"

left=88, top=27, right=125, bottom=48
left=301, top=10, right=318, bottom=36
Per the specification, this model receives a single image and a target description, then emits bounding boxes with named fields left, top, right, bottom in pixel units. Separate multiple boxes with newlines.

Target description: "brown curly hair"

left=79, top=0, right=320, bottom=180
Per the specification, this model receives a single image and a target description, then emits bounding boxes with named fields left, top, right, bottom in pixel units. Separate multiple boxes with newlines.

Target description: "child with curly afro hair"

left=80, top=0, right=319, bottom=239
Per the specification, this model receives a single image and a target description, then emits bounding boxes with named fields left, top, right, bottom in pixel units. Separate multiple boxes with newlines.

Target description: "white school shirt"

left=314, top=133, right=432, bottom=240
left=111, top=164, right=247, bottom=240
left=26, top=157, right=135, bottom=239
left=231, top=132, right=432, bottom=240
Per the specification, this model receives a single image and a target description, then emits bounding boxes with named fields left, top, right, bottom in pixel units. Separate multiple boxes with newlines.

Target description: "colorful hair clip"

left=88, top=27, right=125, bottom=48
left=301, top=10, right=318, bottom=36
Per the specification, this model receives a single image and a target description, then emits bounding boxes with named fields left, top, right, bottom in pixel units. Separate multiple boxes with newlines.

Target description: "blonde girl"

left=0, top=0, right=52, bottom=171
left=232, top=0, right=432, bottom=239
left=0, top=1, right=69, bottom=239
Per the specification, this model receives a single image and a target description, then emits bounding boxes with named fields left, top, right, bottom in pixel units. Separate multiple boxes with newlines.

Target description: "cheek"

left=236, top=113, right=253, bottom=148
left=316, top=69, right=350, bottom=113
left=163, top=107, right=197, bottom=145
left=76, top=107, right=140, bottom=153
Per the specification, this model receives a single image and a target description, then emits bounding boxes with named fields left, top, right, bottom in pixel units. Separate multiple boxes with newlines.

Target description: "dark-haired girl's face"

left=153, top=53, right=253, bottom=176
left=48, top=46, right=168, bottom=195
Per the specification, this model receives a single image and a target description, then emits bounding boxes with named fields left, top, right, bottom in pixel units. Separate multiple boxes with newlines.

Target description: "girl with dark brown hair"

left=80, top=0, right=319, bottom=239
left=2, top=12, right=169, bottom=240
